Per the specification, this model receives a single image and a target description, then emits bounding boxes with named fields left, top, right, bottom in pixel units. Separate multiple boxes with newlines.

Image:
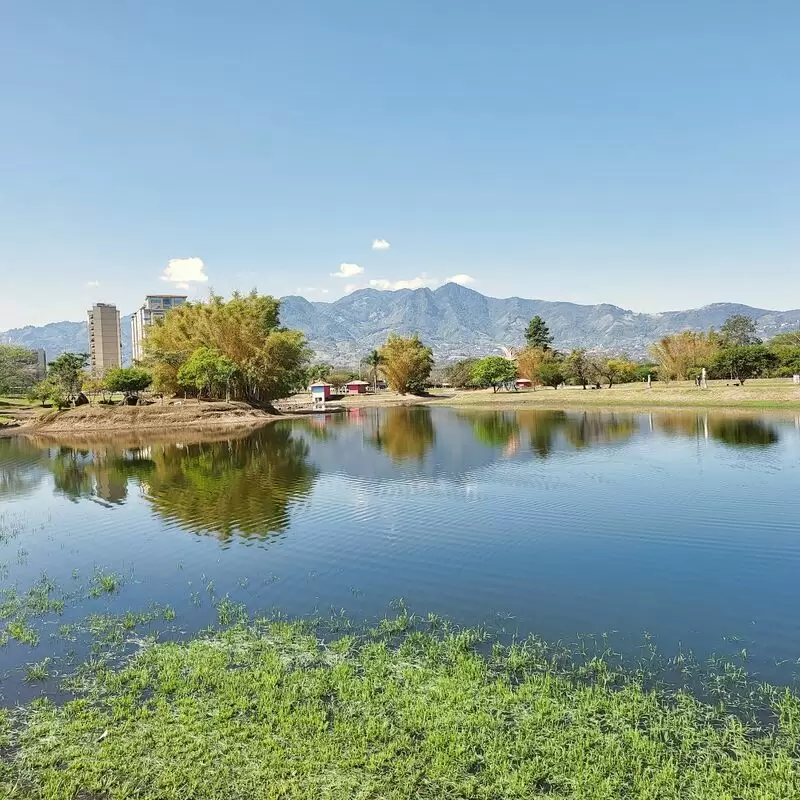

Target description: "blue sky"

left=1, top=1, right=798, bottom=328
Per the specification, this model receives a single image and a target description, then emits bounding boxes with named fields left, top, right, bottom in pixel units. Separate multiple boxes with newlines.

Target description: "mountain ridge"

left=2, top=284, right=798, bottom=364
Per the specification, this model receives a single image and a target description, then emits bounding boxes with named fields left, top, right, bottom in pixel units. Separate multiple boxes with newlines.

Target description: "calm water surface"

left=1, top=407, right=799, bottom=700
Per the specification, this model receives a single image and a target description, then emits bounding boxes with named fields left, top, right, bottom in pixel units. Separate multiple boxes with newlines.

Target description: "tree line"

left=440, top=317, right=644, bottom=392
left=649, top=315, right=800, bottom=384
left=11, top=296, right=800, bottom=411
left=0, top=345, right=42, bottom=395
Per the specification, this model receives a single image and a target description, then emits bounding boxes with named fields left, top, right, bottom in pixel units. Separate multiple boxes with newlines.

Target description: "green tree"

left=537, top=359, right=565, bottom=389
left=770, top=345, right=800, bottom=377
left=307, top=363, right=333, bottom=384
left=516, top=347, right=547, bottom=390
left=104, top=367, right=153, bottom=399
left=362, top=350, right=383, bottom=391
left=524, top=316, right=554, bottom=350
left=564, top=349, right=595, bottom=389
left=601, top=357, right=639, bottom=388
left=144, top=291, right=310, bottom=404
left=767, top=333, right=800, bottom=377
left=720, top=315, right=761, bottom=347
left=469, top=356, right=517, bottom=392
left=28, top=379, right=69, bottom=409
left=327, top=369, right=357, bottom=391
left=378, top=334, right=434, bottom=395
left=48, top=353, right=89, bottom=401
left=0, top=344, right=41, bottom=395
left=81, top=376, right=110, bottom=404
left=768, top=331, right=800, bottom=348
left=444, top=359, right=477, bottom=389
left=177, top=348, right=237, bottom=399
left=649, top=331, right=719, bottom=382
left=711, top=345, right=776, bottom=385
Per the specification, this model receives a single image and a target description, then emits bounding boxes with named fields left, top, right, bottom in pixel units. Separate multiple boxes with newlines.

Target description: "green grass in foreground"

left=2, top=619, right=799, bottom=799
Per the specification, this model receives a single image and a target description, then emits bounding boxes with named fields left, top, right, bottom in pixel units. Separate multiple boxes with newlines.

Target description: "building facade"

left=35, top=348, right=47, bottom=381
left=87, top=303, right=122, bottom=374
left=131, top=295, right=188, bottom=362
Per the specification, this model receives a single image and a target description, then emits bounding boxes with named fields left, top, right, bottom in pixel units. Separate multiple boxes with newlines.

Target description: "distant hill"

left=2, top=286, right=799, bottom=364
left=277, top=284, right=800, bottom=362
left=0, top=316, right=133, bottom=365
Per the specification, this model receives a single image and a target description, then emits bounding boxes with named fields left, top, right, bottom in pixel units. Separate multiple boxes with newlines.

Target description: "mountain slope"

left=3, top=287, right=799, bottom=364
left=279, top=284, right=800, bottom=362
left=0, top=316, right=133, bottom=364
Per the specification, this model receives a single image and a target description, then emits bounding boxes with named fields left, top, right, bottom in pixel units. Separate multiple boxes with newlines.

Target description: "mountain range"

left=2, top=284, right=799, bottom=365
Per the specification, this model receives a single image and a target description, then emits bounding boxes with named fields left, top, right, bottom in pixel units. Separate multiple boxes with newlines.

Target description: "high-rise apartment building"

left=131, top=294, right=188, bottom=362
left=87, top=303, right=122, bottom=374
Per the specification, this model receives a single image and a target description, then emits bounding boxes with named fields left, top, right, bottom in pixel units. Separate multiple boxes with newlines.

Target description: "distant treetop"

left=524, top=316, right=553, bottom=350
left=720, top=315, right=761, bottom=347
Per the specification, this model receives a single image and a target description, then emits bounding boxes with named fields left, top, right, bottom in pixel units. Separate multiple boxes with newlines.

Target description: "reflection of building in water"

left=94, top=469, right=128, bottom=504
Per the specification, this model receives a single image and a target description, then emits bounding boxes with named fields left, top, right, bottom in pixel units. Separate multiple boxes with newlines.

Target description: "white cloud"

left=86, top=280, right=100, bottom=288
left=161, top=256, right=208, bottom=284
left=445, top=274, right=476, bottom=286
left=175, top=282, right=190, bottom=290
left=372, top=238, right=390, bottom=250
left=331, top=262, right=364, bottom=279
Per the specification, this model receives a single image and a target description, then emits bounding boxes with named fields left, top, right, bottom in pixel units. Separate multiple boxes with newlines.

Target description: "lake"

left=2, top=407, right=800, bottom=702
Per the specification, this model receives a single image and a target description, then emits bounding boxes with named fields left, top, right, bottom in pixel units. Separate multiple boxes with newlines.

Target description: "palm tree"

left=363, top=350, right=382, bottom=392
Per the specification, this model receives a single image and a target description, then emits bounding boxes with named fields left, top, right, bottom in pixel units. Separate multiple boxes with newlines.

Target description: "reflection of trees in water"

left=561, top=412, right=637, bottom=449
left=464, top=409, right=779, bottom=455
left=516, top=410, right=568, bottom=458
left=0, top=438, right=50, bottom=499
left=460, top=412, right=520, bottom=448
left=462, top=410, right=570, bottom=458
left=656, top=414, right=779, bottom=448
left=369, top=407, right=435, bottom=462
left=26, top=426, right=317, bottom=539
left=709, top=418, right=779, bottom=447
left=143, top=427, right=317, bottom=538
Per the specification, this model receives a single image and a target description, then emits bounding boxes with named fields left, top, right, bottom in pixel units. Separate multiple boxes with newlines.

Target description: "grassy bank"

left=424, top=378, right=800, bottom=411
left=2, top=615, right=799, bottom=799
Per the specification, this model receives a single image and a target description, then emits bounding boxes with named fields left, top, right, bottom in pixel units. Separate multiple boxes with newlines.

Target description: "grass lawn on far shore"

left=425, top=378, right=800, bottom=411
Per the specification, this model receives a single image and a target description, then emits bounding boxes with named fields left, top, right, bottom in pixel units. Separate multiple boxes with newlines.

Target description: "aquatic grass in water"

left=2, top=615, right=799, bottom=799
left=89, top=570, right=121, bottom=596
left=5, top=620, right=38, bottom=647
left=23, top=658, right=51, bottom=683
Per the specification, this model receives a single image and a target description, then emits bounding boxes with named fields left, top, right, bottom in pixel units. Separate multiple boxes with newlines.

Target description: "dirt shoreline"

left=8, top=401, right=294, bottom=438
